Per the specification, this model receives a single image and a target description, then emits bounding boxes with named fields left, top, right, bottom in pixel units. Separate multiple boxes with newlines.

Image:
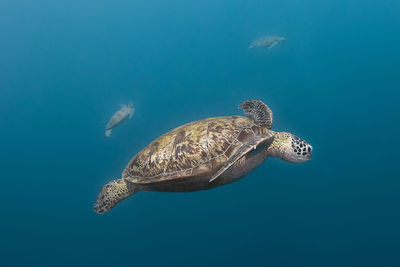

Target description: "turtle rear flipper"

left=209, top=134, right=274, bottom=182
left=94, top=178, right=138, bottom=214
left=239, top=100, right=273, bottom=129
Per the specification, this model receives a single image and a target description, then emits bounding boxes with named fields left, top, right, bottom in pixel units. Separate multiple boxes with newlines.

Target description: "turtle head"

left=268, top=132, right=312, bottom=163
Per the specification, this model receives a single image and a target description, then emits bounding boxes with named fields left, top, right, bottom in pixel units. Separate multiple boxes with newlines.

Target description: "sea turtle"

left=94, top=100, right=312, bottom=214
left=249, top=36, right=286, bottom=49
left=105, top=102, right=134, bottom=138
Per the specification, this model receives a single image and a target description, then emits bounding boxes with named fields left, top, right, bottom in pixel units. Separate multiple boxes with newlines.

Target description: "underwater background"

left=1, top=0, right=400, bottom=266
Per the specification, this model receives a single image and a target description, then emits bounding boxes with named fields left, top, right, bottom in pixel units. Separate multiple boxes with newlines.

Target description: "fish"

left=105, top=102, right=134, bottom=138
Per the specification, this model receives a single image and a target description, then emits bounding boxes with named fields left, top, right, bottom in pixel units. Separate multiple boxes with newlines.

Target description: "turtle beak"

left=307, top=145, right=313, bottom=160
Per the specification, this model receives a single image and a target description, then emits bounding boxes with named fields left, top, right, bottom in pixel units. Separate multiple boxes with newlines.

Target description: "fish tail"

left=105, top=129, right=112, bottom=138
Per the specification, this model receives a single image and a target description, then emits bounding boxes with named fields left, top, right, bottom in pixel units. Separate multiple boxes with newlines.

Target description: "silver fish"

left=105, top=102, right=134, bottom=138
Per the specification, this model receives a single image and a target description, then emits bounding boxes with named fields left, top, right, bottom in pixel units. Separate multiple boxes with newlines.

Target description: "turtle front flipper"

left=94, top=178, right=138, bottom=214
left=268, top=41, right=279, bottom=49
left=209, top=134, right=274, bottom=182
left=239, top=100, right=273, bottom=129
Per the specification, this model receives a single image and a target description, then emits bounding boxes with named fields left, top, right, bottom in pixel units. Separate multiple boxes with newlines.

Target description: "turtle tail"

left=94, top=178, right=138, bottom=214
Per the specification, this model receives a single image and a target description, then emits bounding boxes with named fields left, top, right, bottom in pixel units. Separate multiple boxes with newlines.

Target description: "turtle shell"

left=122, top=116, right=267, bottom=184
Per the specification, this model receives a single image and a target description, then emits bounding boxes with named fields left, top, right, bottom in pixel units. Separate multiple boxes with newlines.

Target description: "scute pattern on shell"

left=122, top=116, right=264, bottom=184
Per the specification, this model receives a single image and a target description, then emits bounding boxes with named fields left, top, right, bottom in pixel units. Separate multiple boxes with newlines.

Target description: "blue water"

left=1, top=0, right=400, bottom=266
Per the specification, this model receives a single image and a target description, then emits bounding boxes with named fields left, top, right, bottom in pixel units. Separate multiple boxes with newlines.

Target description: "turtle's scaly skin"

left=122, top=116, right=268, bottom=190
